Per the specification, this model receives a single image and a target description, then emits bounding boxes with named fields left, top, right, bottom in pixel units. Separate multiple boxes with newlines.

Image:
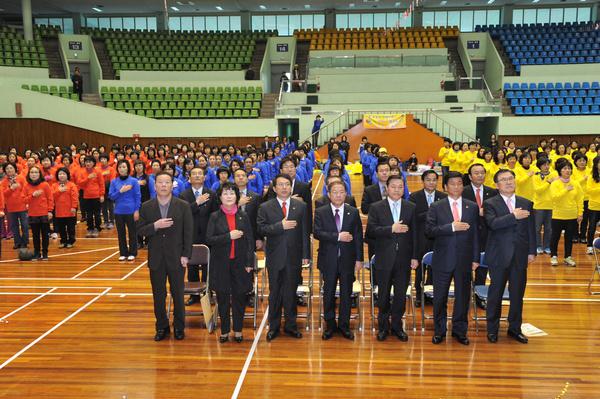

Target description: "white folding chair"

left=296, top=260, right=314, bottom=331
left=420, top=251, right=455, bottom=332
left=472, top=252, right=509, bottom=333
left=243, top=252, right=259, bottom=329
left=317, top=272, right=362, bottom=332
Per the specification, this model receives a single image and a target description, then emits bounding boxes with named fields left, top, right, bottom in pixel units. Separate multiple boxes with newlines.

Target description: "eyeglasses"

left=497, top=176, right=515, bottom=183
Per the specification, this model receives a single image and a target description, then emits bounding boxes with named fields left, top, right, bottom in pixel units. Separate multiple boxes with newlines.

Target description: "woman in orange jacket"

left=2, top=163, right=29, bottom=249
left=76, top=156, right=105, bottom=237
left=24, top=166, right=54, bottom=260
left=53, top=167, right=79, bottom=248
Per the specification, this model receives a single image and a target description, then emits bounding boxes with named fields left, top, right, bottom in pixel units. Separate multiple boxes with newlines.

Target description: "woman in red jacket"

left=76, top=156, right=105, bottom=237
left=24, top=166, right=54, bottom=260
left=2, top=163, right=29, bottom=249
left=53, top=167, right=79, bottom=248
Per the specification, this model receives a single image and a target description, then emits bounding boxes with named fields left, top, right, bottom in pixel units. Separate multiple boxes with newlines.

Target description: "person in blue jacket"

left=243, top=156, right=264, bottom=195
left=322, top=159, right=351, bottom=195
left=109, top=160, right=141, bottom=261
left=211, top=166, right=231, bottom=191
left=370, top=155, right=410, bottom=199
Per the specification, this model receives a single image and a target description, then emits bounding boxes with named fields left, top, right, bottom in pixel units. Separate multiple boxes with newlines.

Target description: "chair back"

left=593, top=237, right=600, bottom=251
left=479, top=252, right=488, bottom=269
left=189, top=244, right=210, bottom=265
left=422, top=251, right=433, bottom=267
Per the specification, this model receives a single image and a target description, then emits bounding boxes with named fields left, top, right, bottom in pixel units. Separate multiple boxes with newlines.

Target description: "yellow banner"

left=363, top=113, right=407, bottom=129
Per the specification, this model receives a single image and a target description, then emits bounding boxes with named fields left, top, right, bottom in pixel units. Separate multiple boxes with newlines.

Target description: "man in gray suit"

left=258, top=173, right=310, bottom=341
left=138, top=172, right=193, bottom=341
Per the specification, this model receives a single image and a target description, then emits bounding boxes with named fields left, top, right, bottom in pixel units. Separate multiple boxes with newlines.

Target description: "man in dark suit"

left=179, top=167, right=218, bottom=305
left=484, top=169, right=536, bottom=344
left=138, top=172, right=193, bottom=341
left=258, top=174, right=311, bottom=341
left=261, top=135, right=272, bottom=150
left=315, top=176, right=357, bottom=209
left=234, top=168, right=262, bottom=248
left=408, top=169, right=447, bottom=307
left=425, top=171, right=480, bottom=345
left=462, top=163, right=498, bottom=309
left=361, top=160, right=390, bottom=265
left=366, top=175, right=418, bottom=342
left=314, top=180, right=363, bottom=340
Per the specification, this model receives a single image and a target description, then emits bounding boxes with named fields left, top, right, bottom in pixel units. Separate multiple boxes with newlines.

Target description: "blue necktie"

left=392, top=202, right=399, bottom=222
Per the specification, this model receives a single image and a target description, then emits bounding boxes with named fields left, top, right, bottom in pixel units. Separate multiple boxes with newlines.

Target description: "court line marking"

left=312, top=172, right=324, bottom=201
left=0, top=285, right=112, bottom=289
left=0, top=246, right=119, bottom=263
left=120, top=260, right=148, bottom=280
left=0, top=287, right=111, bottom=370
left=0, top=287, right=58, bottom=322
left=231, top=306, right=269, bottom=399
left=70, top=250, right=120, bottom=279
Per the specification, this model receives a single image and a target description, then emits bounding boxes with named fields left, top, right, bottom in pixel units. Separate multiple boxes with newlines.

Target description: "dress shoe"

left=339, top=328, right=355, bottom=340
left=392, top=329, right=409, bottom=342
left=322, top=329, right=335, bottom=340
left=451, top=332, right=470, bottom=345
left=234, top=335, right=243, bottom=343
left=487, top=333, right=498, bottom=343
left=476, top=299, right=487, bottom=310
left=185, top=296, right=199, bottom=306
left=219, top=334, right=229, bottom=343
left=174, top=329, right=185, bottom=340
left=376, top=330, right=388, bottom=341
left=284, top=329, right=303, bottom=339
left=432, top=335, right=445, bottom=344
left=154, top=328, right=170, bottom=341
left=266, top=329, right=280, bottom=341
left=296, top=296, right=307, bottom=306
left=414, top=298, right=421, bottom=308
left=507, top=330, right=529, bottom=344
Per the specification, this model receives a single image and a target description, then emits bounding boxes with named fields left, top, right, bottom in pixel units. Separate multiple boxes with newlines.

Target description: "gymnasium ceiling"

left=0, top=0, right=597, bottom=15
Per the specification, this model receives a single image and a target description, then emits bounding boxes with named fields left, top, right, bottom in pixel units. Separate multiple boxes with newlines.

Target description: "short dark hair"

left=274, top=173, right=293, bottom=186
left=327, top=180, right=346, bottom=193
left=154, top=171, right=174, bottom=182
left=386, top=174, right=404, bottom=187
left=443, top=171, right=464, bottom=187
left=55, top=166, right=70, bottom=181
left=494, top=169, right=516, bottom=183
left=233, top=168, right=247, bottom=177
left=84, top=155, right=96, bottom=165
left=116, top=159, right=131, bottom=176
left=421, top=169, right=438, bottom=181
left=536, top=156, right=550, bottom=169
left=376, top=160, right=390, bottom=172
left=217, top=181, right=240, bottom=204
left=468, top=163, right=486, bottom=176
left=554, top=157, right=573, bottom=174
left=98, top=153, right=109, bottom=161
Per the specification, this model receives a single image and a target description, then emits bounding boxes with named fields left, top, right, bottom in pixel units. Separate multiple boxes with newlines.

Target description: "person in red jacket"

left=77, top=156, right=105, bottom=237
left=2, top=163, right=29, bottom=249
left=98, top=153, right=116, bottom=229
left=24, top=166, right=53, bottom=260
left=53, top=167, right=79, bottom=248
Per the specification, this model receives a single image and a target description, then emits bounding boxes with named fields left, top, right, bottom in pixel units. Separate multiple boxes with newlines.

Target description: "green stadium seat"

left=146, top=109, right=155, bottom=118
left=154, top=109, right=163, bottom=118
left=250, top=109, right=259, bottom=118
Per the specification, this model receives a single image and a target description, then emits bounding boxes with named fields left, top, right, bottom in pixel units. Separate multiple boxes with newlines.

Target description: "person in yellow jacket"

left=515, top=153, right=536, bottom=201
left=438, top=138, right=453, bottom=178
left=533, top=157, right=558, bottom=254
left=494, top=149, right=507, bottom=170
left=550, top=144, right=570, bottom=166
left=549, top=157, right=584, bottom=267
left=457, top=142, right=473, bottom=174
left=586, top=143, right=597, bottom=166
left=448, top=142, right=462, bottom=173
left=505, top=153, right=518, bottom=173
left=585, top=155, right=600, bottom=254
left=571, top=152, right=590, bottom=244
left=474, top=150, right=497, bottom=187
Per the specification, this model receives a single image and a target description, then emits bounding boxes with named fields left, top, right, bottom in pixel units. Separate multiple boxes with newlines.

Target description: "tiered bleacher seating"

left=22, top=83, right=79, bottom=101
left=81, top=28, right=276, bottom=76
left=503, top=81, right=600, bottom=115
left=100, top=85, right=262, bottom=119
left=295, top=27, right=458, bottom=50
left=478, top=22, right=600, bottom=72
left=0, top=26, right=48, bottom=68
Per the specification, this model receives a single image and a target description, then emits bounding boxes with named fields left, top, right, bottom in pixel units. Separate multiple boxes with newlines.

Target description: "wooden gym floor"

left=0, top=173, right=599, bottom=399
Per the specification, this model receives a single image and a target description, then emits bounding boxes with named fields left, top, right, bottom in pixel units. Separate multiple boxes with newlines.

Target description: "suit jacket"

left=264, top=178, right=312, bottom=232
left=425, top=197, right=480, bottom=272
left=179, top=187, right=218, bottom=244
left=360, top=183, right=383, bottom=215
left=257, top=197, right=310, bottom=271
left=137, top=196, right=193, bottom=271
left=239, top=189, right=261, bottom=239
left=408, top=189, right=448, bottom=257
left=484, top=194, right=536, bottom=269
left=205, top=209, right=255, bottom=292
left=314, top=194, right=357, bottom=209
left=462, top=184, right=497, bottom=250
left=313, top=204, right=363, bottom=277
left=366, top=199, right=418, bottom=270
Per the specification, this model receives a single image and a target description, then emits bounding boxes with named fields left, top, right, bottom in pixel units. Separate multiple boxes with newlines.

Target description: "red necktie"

left=282, top=201, right=287, bottom=218
left=452, top=201, right=460, bottom=222
left=506, top=198, right=513, bottom=213
left=475, top=188, right=482, bottom=208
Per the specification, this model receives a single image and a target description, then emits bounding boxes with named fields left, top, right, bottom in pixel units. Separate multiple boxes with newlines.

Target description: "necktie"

left=427, top=193, right=433, bottom=207
left=392, top=202, right=399, bottom=222
left=335, top=209, right=341, bottom=232
left=382, top=185, right=387, bottom=199
left=194, top=190, right=200, bottom=198
left=506, top=198, right=513, bottom=213
left=452, top=201, right=460, bottom=222
left=282, top=201, right=287, bottom=218
left=475, top=188, right=482, bottom=208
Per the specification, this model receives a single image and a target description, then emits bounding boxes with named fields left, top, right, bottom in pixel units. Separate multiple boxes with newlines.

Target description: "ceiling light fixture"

left=304, top=4, right=311, bottom=8
left=259, top=5, right=267, bottom=9
left=216, top=5, right=223, bottom=10
left=440, top=0, right=447, bottom=4
left=92, top=7, right=103, bottom=12
left=170, top=6, right=180, bottom=11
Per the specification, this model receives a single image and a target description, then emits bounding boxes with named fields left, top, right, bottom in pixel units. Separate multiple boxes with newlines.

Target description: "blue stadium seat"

left=533, top=106, right=542, bottom=115
left=575, top=97, right=583, bottom=105
left=538, top=83, right=546, bottom=90
left=592, top=105, right=600, bottom=114
left=529, top=83, right=537, bottom=90
left=582, top=82, right=591, bottom=89
left=573, top=82, right=581, bottom=89
left=516, top=91, right=524, bottom=98
left=552, top=106, right=561, bottom=115
left=520, top=99, right=528, bottom=106
left=515, top=106, right=524, bottom=115
left=529, top=98, right=538, bottom=106
left=592, top=82, right=600, bottom=89
left=511, top=99, right=519, bottom=107
left=546, top=83, right=554, bottom=90
left=556, top=83, right=563, bottom=90
left=547, top=98, right=556, bottom=106
left=506, top=91, right=515, bottom=99
left=542, top=106, right=552, bottom=115
left=585, top=97, right=593, bottom=105
left=504, top=83, right=511, bottom=91
left=562, top=105, right=571, bottom=114
left=557, top=98, right=565, bottom=105
left=512, top=83, right=520, bottom=90
left=524, top=106, right=533, bottom=115
left=571, top=105, right=581, bottom=114
left=538, top=98, right=547, bottom=106
left=566, top=97, right=574, bottom=106
left=525, top=91, right=533, bottom=98
left=581, top=105, right=591, bottom=114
